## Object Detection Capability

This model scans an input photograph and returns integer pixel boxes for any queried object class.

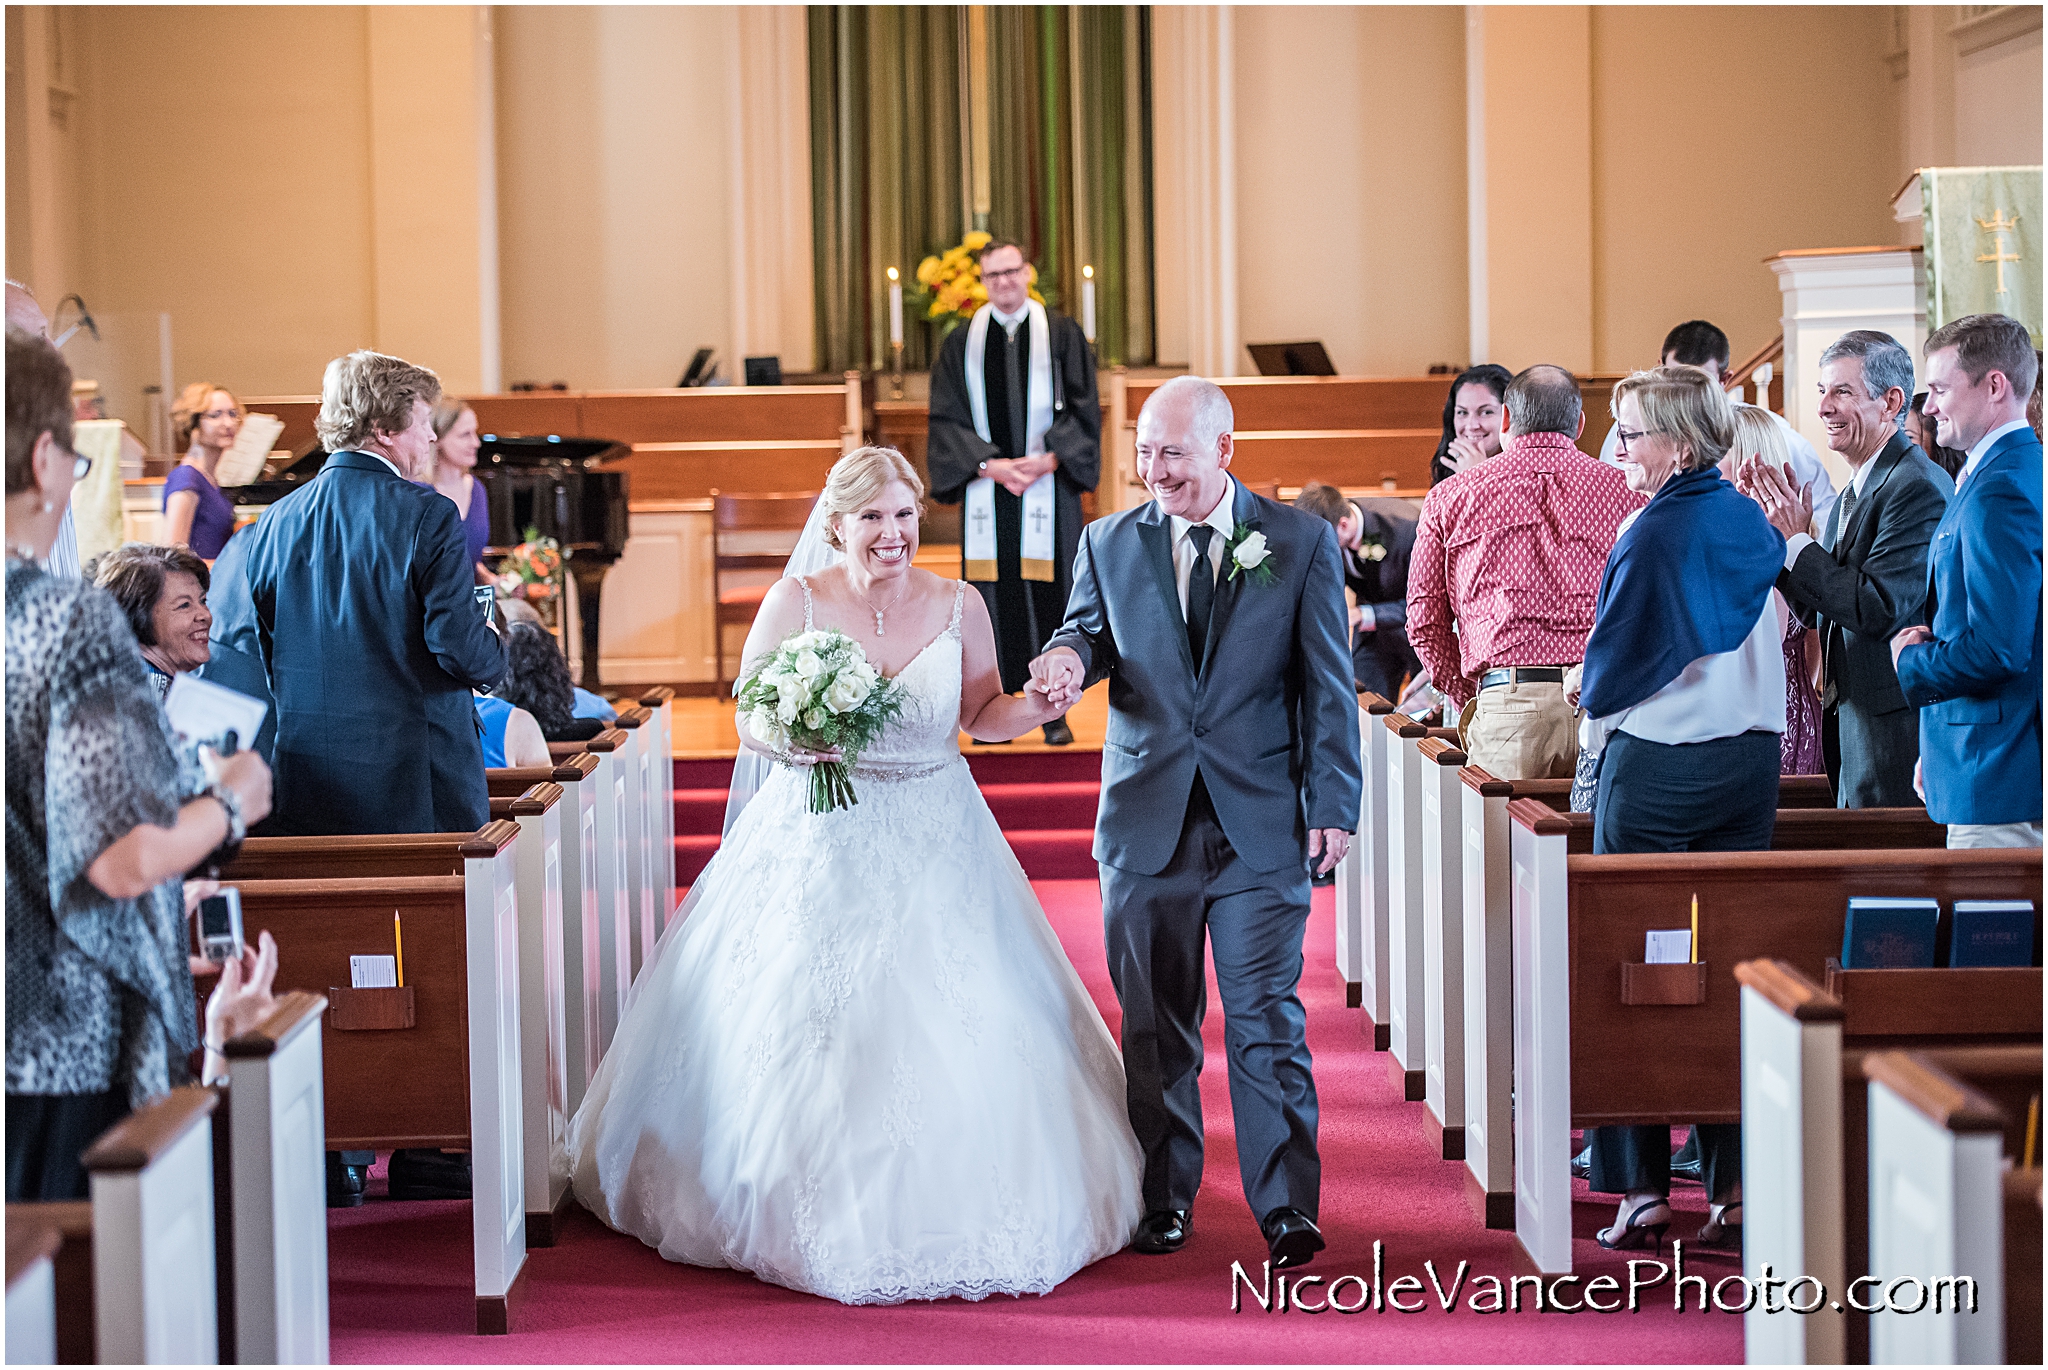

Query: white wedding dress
[568,579,1143,1305]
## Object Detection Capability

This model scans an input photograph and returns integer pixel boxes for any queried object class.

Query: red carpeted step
[674,834,722,885]
[673,788,729,836]
[1004,829,1100,880]
[962,748,1101,786]
[672,757,735,789]
[978,780,1101,830]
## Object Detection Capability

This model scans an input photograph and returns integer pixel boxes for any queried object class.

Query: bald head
[1135,376,1238,519]
[1503,364,1583,438]
[5,281,47,339]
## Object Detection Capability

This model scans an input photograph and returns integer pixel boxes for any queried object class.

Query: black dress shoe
[1571,1145,1592,1182]
[388,1148,472,1200]
[971,736,1011,746]
[1041,717,1075,746]
[1262,1207,1325,1269]
[326,1153,367,1208]
[1131,1208,1191,1254]
[1670,1129,1703,1184]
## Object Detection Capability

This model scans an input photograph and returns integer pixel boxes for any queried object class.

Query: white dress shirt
[1606,405,1836,534]
[356,449,405,479]
[1783,437,1885,569]
[1165,477,1238,618]
[1962,417,2032,481]
[1613,594,1789,746]
[990,303,1026,337]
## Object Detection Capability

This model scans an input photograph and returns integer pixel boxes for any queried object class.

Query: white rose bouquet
[734,629,907,813]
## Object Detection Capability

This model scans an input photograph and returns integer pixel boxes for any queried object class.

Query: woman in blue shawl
[1574,367,1787,1257]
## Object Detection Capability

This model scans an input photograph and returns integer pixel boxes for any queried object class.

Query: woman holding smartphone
[5,328,276,1200]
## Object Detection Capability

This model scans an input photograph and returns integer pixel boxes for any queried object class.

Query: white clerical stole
[961,300,1056,582]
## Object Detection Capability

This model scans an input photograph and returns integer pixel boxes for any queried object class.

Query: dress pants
[1460,679,1578,781]
[1098,774,1319,1220]
[1587,728,1781,1199]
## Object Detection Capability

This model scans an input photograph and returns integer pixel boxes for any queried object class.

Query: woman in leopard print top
[4,327,273,1200]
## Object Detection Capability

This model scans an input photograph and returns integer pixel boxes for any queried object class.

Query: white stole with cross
[961,300,1056,582]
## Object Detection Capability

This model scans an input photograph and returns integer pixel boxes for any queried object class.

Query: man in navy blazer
[1892,314,2043,848]
[240,351,504,836]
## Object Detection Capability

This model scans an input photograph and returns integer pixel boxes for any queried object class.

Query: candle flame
[887,266,899,282]
[1082,264,1094,279]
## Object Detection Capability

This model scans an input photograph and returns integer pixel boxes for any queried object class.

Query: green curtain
[809,5,1153,371]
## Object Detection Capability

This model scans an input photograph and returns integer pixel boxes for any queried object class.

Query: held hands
[1030,646,1086,712]
[1736,456,1814,541]
[1890,624,1933,671]
[1307,828,1352,877]
[984,454,1058,496]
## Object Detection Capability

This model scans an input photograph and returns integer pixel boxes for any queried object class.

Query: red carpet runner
[327,752,1742,1362]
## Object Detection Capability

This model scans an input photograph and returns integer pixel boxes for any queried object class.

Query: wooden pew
[639,687,679,917]
[1865,1050,2041,1364]
[3,1203,91,1363]
[1507,813,2040,1279]
[548,731,634,1051]
[1451,767,1896,1229]
[490,755,607,1117]
[1333,693,1397,1042]
[1383,713,1461,1100]
[608,704,661,980]
[7,1219,63,1364]
[1417,737,1469,1160]
[85,1086,222,1362]
[1737,959,2041,1364]
[594,439,843,502]
[226,849,528,1334]
[225,815,575,1254]
[217,991,330,1364]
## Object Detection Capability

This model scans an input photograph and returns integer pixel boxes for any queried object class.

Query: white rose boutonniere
[1360,536,1388,563]
[1224,524,1277,585]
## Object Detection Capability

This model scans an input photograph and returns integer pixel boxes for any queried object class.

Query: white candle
[1081,265,1096,342]
[887,267,903,346]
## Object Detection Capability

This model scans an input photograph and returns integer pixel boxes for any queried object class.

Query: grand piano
[228,435,631,688]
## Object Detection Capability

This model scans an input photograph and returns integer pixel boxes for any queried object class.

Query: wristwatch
[203,782,246,845]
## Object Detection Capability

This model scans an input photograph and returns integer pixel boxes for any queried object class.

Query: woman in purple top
[424,398,492,582]
[162,382,242,558]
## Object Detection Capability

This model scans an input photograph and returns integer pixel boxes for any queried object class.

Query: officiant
[926,238,1100,746]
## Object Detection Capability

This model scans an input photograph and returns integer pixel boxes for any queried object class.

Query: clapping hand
[1737,456,1814,541]
[1029,646,1085,712]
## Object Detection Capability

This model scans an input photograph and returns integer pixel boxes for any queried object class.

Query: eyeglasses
[982,266,1028,282]
[64,444,90,481]
[199,408,243,423]
[1613,427,1663,451]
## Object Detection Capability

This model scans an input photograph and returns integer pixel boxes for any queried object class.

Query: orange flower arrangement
[497,529,563,613]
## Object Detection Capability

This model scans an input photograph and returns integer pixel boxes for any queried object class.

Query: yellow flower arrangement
[911,230,1044,335]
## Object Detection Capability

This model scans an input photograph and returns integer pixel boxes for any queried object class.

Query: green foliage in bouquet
[734,629,908,813]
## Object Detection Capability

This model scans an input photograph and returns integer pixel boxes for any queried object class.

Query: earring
[40,501,52,514]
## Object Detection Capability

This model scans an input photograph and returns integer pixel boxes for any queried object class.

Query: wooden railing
[1725,333,1787,414]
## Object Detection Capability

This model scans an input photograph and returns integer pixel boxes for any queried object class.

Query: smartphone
[199,889,245,964]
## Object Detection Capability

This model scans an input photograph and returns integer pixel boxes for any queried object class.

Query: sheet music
[215,412,286,487]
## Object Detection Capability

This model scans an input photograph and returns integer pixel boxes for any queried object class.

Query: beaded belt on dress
[846,757,958,783]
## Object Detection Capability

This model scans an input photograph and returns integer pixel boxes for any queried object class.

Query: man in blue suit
[240,351,504,837]
[1891,314,2042,848]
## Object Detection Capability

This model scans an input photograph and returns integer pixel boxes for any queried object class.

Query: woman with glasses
[162,381,244,558]
[6,328,276,1200]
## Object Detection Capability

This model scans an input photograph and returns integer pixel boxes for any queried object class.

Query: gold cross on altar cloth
[1975,209,2022,296]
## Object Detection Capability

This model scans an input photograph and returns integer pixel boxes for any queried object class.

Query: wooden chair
[712,490,820,686]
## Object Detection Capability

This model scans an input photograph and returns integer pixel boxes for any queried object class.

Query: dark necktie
[1826,484,1856,553]
[1185,525,1215,668]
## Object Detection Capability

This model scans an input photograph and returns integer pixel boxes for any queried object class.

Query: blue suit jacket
[240,450,505,835]
[1045,479,1362,875]
[1895,425,2043,825]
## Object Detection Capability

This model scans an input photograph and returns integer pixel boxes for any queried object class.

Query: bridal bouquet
[735,629,907,814]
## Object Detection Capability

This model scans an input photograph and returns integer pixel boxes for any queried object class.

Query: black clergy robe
[926,309,1100,692]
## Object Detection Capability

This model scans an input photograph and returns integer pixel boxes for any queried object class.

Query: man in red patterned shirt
[1407,365,1642,779]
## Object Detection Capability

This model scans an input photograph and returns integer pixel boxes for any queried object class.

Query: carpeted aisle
[327,879,1742,1363]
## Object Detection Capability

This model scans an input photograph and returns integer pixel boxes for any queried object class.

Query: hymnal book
[1840,897,1940,969]
[214,412,285,488]
[1948,900,2037,968]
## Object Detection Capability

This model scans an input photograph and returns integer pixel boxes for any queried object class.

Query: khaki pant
[1946,821,2044,849]
[1459,678,1578,781]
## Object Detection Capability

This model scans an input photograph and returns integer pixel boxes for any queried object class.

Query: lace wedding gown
[568,580,1143,1305]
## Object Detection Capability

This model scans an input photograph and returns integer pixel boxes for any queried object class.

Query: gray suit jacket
[1778,429,1952,800]
[1046,480,1362,875]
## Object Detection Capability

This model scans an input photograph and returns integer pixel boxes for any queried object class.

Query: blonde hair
[1610,365,1733,473]
[314,350,442,453]
[1728,404,1791,473]
[820,445,924,550]
[171,381,239,449]
[431,395,474,441]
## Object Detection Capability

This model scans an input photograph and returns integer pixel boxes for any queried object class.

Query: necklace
[854,575,907,636]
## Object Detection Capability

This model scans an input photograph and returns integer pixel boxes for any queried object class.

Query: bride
[568,446,1143,1305]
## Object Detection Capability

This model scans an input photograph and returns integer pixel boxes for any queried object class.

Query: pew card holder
[1620,962,1709,1006]
[325,986,416,1031]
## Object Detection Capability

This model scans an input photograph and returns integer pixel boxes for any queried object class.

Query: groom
[1032,376,1362,1269]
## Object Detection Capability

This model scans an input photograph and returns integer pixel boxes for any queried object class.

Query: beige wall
[1588,6,1901,372]
[1234,6,1468,376]
[495,5,738,391]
